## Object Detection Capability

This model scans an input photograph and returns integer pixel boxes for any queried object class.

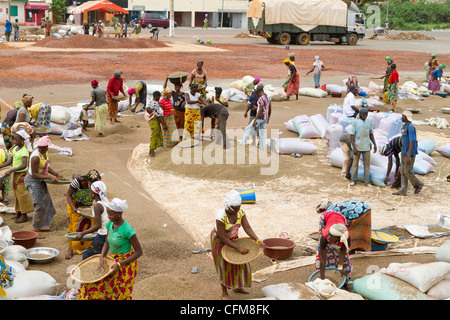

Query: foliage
[50,0,67,24]
[361,0,450,29]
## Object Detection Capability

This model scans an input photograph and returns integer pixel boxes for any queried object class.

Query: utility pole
[221,0,224,28]
[169,0,174,37]
[8,0,11,21]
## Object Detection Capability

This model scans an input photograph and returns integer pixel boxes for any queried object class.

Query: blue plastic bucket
[238,187,256,204]
[308,267,347,289]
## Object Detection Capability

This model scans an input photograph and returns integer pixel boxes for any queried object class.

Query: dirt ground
[0,33,449,302]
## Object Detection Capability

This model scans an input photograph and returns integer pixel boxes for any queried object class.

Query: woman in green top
[77,198,143,300]
[0,132,35,223]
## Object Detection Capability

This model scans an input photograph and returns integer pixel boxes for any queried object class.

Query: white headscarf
[106,198,128,213]
[329,223,349,250]
[224,190,242,210]
[314,55,320,63]
[316,199,332,213]
[91,181,108,204]
[15,130,33,152]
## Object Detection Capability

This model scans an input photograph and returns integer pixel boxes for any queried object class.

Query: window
[11,5,18,17]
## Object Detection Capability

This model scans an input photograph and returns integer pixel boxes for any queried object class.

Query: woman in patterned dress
[210,190,265,300]
[160,88,179,148]
[77,198,143,300]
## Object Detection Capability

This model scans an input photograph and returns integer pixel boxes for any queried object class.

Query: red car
[137,13,177,29]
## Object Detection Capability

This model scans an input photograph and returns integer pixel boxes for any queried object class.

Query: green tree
[50,0,67,24]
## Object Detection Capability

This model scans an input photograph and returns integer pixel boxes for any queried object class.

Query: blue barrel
[238,187,256,204]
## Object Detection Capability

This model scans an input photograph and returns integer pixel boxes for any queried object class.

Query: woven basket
[70,254,116,284]
[221,237,263,265]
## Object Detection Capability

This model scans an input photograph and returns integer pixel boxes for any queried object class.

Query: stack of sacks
[326,104,343,123]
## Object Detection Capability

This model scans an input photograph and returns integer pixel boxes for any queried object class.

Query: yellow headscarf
[283,58,293,65]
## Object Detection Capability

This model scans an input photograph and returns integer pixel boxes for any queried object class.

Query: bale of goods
[310,114,329,139]
[50,106,71,124]
[418,139,436,155]
[427,274,450,300]
[4,270,57,299]
[380,262,450,293]
[326,104,343,122]
[271,138,317,155]
[356,165,395,187]
[436,143,450,158]
[298,87,327,98]
[436,240,450,263]
[325,124,343,156]
[351,272,435,300]
[287,115,321,139]
[262,282,320,300]
[413,158,435,175]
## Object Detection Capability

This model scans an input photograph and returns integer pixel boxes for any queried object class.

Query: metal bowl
[26,247,59,264]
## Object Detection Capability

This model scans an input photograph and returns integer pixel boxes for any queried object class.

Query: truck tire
[278,32,291,46]
[295,33,310,45]
[267,37,277,44]
[347,33,358,45]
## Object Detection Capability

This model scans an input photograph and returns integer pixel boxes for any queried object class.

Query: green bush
[362,0,450,30]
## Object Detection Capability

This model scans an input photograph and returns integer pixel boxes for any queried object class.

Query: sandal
[414,186,423,194]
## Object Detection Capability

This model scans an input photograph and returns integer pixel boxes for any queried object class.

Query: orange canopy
[69,0,129,15]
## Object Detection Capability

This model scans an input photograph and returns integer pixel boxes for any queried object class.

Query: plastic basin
[12,230,39,249]
[262,238,296,260]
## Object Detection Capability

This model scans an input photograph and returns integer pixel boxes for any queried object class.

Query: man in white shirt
[343,86,359,118]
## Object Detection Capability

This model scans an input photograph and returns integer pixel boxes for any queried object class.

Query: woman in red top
[106,70,127,124]
[160,88,179,148]
[387,64,399,111]
[315,210,353,284]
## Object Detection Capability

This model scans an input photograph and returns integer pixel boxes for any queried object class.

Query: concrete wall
[0,1,26,24]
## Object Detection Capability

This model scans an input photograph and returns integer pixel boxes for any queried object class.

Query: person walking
[4,20,12,41]
[13,19,19,41]
[349,108,377,186]
[393,111,424,196]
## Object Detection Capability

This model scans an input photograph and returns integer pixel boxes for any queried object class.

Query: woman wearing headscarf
[316,199,372,253]
[425,54,438,81]
[1,102,20,149]
[145,91,166,157]
[428,64,446,93]
[183,84,208,140]
[306,56,325,88]
[12,95,36,146]
[0,132,34,223]
[76,181,109,260]
[382,57,394,92]
[283,58,299,100]
[106,70,127,124]
[315,207,353,284]
[163,77,186,140]
[65,169,102,260]
[28,101,52,129]
[210,190,265,300]
[387,63,399,111]
[160,88,179,148]
[77,198,143,300]
[83,80,108,136]
[128,81,147,113]
[25,136,62,232]
[189,61,207,99]
[0,146,10,205]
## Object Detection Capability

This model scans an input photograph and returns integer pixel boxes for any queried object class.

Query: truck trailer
[247,0,366,45]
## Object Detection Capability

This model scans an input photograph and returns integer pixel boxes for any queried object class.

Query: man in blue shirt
[349,108,377,186]
[4,20,12,42]
[393,111,423,196]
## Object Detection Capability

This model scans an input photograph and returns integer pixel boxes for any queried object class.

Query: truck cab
[347,2,366,40]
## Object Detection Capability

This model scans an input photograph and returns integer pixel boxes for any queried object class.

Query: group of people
[425,54,446,93]
[3,19,20,42]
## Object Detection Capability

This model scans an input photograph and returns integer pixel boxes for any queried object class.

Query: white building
[127,0,249,28]
[0,0,51,25]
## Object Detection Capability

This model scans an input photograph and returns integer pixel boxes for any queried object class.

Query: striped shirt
[257,94,271,121]
[384,136,402,157]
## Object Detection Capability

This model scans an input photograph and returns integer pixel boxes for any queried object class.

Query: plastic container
[12,231,39,249]
[238,187,256,204]
[262,238,296,260]
[308,267,347,289]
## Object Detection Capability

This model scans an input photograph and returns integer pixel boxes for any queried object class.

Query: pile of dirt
[234,32,253,38]
[387,32,435,40]
[33,34,168,49]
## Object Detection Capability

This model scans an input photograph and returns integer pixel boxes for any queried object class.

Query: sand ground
[0,32,449,301]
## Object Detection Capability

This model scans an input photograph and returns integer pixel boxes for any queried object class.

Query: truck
[247,0,366,45]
